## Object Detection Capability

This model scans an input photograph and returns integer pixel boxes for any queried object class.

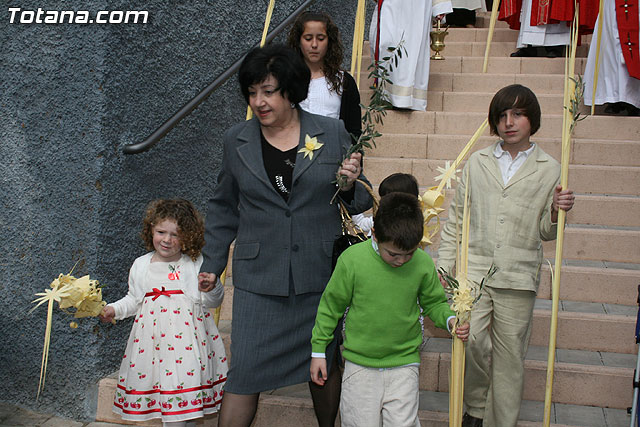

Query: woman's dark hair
[378,173,419,197]
[488,84,541,136]
[373,192,424,251]
[287,11,344,95]
[238,44,310,105]
[141,199,205,261]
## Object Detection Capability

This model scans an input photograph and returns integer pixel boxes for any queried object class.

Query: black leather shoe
[510,46,537,57]
[605,102,640,116]
[544,46,565,58]
[462,412,483,427]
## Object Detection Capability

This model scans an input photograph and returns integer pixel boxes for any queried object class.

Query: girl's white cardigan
[108,252,224,320]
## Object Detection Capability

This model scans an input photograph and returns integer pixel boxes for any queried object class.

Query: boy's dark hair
[287,11,344,95]
[488,84,541,136]
[141,199,205,261]
[238,44,310,105]
[378,173,419,197]
[373,192,423,250]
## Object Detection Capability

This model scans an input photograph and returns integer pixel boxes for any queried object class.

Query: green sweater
[311,240,454,368]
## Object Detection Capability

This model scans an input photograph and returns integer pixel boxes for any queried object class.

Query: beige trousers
[463,286,536,427]
[340,360,421,427]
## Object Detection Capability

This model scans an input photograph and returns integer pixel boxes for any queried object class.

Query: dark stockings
[308,358,342,427]
[216,392,260,427]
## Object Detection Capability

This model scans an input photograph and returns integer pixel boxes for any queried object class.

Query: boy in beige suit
[437,84,575,427]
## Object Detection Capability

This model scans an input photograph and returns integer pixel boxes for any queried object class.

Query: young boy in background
[352,172,420,236]
[311,192,469,427]
[437,84,575,427]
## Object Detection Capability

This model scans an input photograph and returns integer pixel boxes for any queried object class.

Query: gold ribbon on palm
[246,0,276,120]
[542,4,581,425]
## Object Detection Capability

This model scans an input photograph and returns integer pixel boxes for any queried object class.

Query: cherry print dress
[111,255,227,422]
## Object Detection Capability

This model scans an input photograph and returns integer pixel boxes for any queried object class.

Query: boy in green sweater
[310,192,469,426]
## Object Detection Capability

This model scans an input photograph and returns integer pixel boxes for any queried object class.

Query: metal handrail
[123,0,315,154]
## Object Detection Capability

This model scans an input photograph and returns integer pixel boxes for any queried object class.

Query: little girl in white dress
[100,199,227,427]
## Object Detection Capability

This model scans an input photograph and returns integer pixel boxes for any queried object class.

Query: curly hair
[287,11,344,95]
[141,199,205,261]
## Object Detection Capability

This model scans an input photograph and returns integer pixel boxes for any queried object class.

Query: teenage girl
[100,199,227,427]
[288,11,362,140]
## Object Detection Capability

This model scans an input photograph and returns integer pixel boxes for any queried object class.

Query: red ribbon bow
[145,287,183,301]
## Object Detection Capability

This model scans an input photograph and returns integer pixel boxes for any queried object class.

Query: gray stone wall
[1,0,374,421]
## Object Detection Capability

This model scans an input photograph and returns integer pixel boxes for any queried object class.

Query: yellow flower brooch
[298,134,323,160]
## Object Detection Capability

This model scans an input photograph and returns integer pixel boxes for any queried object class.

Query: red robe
[499,0,598,34]
[616,0,640,78]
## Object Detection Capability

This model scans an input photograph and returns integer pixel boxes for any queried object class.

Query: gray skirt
[224,284,339,394]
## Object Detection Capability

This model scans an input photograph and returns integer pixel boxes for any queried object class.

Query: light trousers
[464,285,536,427]
[340,360,421,427]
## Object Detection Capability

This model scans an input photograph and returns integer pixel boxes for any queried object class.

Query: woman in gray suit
[198,45,372,427]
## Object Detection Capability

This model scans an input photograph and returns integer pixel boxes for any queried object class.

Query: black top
[261,132,297,201]
[339,72,362,143]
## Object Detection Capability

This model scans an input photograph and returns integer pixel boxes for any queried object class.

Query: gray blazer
[202,109,372,296]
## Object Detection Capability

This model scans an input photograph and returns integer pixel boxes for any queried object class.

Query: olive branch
[567,75,587,134]
[331,39,407,203]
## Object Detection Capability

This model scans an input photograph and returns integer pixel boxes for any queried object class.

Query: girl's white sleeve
[200,277,224,309]
[352,213,374,236]
[109,261,143,320]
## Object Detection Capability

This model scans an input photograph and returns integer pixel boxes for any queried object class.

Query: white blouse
[299,75,342,119]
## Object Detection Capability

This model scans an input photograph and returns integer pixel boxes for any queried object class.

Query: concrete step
[444,27,520,43]
[423,298,636,354]
[426,91,569,114]
[363,72,569,95]
[420,338,634,410]
[475,14,513,29]
[542,226,640,264]
[361,54,586,78]
[537,263,639,306]
[363,157,640,196]
[368,134,640,167]
[373,111,640,141]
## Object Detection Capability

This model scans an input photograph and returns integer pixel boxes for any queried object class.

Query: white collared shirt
[493,142,535,185]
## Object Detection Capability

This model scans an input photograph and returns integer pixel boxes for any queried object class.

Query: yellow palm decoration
[422,119,488,246]
[30,268,107,399]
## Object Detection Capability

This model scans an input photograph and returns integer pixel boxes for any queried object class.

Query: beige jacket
[437,142,560,293]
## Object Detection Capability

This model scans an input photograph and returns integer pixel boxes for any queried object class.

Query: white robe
[584,0,640,108]
[516,0,571,47]
[369,0,453,111]
[452,0,486,11]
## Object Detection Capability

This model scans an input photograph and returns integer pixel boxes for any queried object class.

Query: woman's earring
[290,103,295,109]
